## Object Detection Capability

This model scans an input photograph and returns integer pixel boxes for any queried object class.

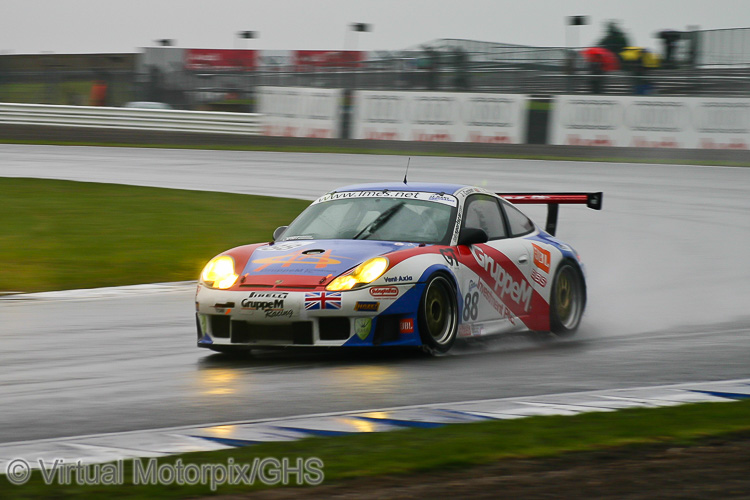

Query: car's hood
[240,239,419,279]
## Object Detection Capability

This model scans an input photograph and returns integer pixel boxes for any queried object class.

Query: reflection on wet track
[1,144,749,443]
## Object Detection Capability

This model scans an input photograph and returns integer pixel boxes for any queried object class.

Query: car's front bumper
[195,283,425,348]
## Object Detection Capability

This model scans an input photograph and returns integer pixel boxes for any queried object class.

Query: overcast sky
[2,0,748,55]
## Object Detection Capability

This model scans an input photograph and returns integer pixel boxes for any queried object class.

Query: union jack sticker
[304,292,342,310]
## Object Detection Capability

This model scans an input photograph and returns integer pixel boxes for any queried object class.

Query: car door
[454,194,533,336]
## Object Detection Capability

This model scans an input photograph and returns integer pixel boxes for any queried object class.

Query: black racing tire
[549,260,586,337]
[418,274,459,355]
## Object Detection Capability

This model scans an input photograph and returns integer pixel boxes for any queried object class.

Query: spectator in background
[564,50,577,76]
[564,49,578,94]
[686,27,700,67]
[658,30,682,68]
[146,66,164,103]
[452,47,470,91]
[403,56,418,88]
[589,58,604,94]
[422,46,439,90]
[633,50,655,95]
[89,77,107,106]
[416,48,430,89]
[598,21,630,62]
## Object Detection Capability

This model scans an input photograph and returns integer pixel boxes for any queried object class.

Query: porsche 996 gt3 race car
[196,183,602,354]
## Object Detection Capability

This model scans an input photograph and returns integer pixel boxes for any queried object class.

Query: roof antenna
[403,157,411,185]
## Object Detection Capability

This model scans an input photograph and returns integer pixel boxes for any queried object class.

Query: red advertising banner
[185,49,258,71]
[293,50,364,69]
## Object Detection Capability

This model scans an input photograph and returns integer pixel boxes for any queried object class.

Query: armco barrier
[0,103,262,135]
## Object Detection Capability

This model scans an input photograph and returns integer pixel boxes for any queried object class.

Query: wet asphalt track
[1,144,749,443]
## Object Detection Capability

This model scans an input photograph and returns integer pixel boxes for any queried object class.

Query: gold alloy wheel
[553,264,582,330]
[423,276,457,345]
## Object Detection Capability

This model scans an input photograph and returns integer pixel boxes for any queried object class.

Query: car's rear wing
[497,192,603,236]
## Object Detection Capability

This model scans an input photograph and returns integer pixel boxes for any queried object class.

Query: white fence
[549,95,750,149]
[0,103,262,135]
[352,91,528,143]
[257,86,342,139]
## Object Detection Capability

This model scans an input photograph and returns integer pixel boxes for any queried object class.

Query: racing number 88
[463,292,479,321]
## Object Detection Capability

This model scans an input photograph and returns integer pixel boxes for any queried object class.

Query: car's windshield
[279,193,457,245]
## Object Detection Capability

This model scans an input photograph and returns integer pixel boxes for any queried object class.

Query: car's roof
[334,182,470,195]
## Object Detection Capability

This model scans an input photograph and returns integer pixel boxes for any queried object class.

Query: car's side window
[462,195,507,240]
[502,201,535,236]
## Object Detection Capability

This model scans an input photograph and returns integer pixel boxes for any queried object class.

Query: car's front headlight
[201,255,238,289]
[326,257,389,291]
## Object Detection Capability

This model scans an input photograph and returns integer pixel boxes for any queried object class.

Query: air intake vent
[210,315,231,338]
[230,321,313,345]
[373,315,400,345]
[319,317,351,341]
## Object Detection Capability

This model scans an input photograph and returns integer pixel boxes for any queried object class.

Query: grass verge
[0,178,310,293]
[4,399,750,498]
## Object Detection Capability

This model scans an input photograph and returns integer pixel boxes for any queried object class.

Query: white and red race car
[196,183,602,354]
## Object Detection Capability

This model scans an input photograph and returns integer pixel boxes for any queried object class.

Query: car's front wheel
[418,274,459,354]
[549,261,586,336]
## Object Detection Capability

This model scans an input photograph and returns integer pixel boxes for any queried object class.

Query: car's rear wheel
[549,261,586,336]
[418,275,458,354]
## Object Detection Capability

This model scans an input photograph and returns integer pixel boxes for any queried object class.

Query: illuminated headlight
[200,255,238,290]
[327,257,389,291]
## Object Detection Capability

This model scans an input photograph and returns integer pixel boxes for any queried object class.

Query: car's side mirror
[457,227,489,246]
[272,226,288,242]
